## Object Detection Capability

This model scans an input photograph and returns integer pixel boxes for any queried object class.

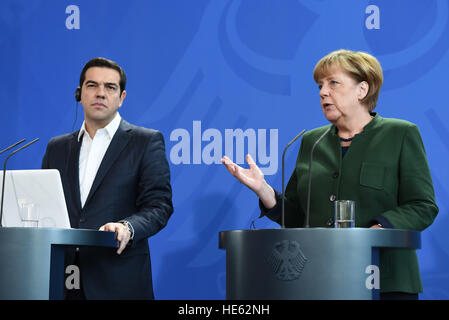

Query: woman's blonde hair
[313,49,383,111]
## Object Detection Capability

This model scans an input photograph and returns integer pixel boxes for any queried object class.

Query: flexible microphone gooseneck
[0,139,26,155]
[305,126,332,228]
[281,129,306,228]
[0,138,39,227]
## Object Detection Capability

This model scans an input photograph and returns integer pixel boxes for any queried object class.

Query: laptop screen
[0,169,71,229]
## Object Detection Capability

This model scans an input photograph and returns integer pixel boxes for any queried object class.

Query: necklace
[339,136,354,142]
[338,115,373,142]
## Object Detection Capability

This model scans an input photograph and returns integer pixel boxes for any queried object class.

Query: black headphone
[75,87,81,102]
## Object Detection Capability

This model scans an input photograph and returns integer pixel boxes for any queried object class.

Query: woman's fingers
[246,154,263,177]
[222,154,264,190]
[221,156,238,176]
[246,154,256,167]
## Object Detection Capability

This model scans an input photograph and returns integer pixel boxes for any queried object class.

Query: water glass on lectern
[18,201,39,228]
[334,200,355,228]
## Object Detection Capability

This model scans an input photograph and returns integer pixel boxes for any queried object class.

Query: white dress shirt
[78,113,121,208]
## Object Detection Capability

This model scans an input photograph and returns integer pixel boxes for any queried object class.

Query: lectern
[219,228,420,300]
[0,227,116,300]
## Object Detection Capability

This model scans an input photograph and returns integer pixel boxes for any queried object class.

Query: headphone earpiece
[75,87,81,102]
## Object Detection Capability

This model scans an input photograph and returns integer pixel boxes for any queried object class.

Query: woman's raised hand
[221,154,276,209]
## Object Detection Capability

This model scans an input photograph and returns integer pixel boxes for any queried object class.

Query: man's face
[80,66,126,127]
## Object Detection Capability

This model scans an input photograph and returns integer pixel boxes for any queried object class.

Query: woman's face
[317,66,368,124]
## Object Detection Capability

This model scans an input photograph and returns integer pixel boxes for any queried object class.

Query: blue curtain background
[1,0,448,299]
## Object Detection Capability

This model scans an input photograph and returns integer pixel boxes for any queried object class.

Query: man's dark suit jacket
[41,119,173,299]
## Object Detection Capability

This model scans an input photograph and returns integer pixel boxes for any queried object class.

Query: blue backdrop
[1,0,448,299]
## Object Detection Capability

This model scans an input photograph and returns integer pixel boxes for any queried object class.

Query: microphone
[0,139,26,155]
[281,129,306,228]
[0,138,39,227]
[304,126,332,228]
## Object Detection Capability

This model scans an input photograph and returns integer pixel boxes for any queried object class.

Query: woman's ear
[358,81,369,100]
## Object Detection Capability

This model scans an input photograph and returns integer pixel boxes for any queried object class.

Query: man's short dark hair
[79,57,127,93]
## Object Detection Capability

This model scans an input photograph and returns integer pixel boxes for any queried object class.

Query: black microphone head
[75,87,81,102]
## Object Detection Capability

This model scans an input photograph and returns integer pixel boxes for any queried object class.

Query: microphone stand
[281,129,306,228]
[304,127,332,228]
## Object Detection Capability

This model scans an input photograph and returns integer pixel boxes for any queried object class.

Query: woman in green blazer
[221,49,438,300]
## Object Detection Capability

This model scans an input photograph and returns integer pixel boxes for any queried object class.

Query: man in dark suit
[42,57,173,299]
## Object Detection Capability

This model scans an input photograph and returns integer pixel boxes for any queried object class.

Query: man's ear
[119,90,127,107]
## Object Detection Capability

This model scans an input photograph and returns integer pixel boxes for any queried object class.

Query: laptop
[0,169,71,228]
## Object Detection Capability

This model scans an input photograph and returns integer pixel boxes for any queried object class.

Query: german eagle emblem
[268,240,307,281]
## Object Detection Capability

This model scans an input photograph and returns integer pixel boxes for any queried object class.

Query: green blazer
[262,113,438,293]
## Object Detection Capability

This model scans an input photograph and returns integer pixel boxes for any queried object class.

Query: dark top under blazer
[261,113,438,293]
[42,119,173,299]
